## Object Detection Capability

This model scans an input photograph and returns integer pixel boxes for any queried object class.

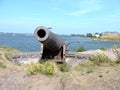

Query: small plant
[27,63,38,75]
[27,61,57,76]
[76,46,85,52]
[57,64,69,72]
[0,62,6,69]
[100,47,106,51]
[112,45,120,63]
[0,55,2,59]
[40,61,56,75]
[87,69,93,73]
[0,46,15,52]
[89,53,109,66]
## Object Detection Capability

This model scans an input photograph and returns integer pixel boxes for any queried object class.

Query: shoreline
[11,49,119,66]
[93,38,120,42]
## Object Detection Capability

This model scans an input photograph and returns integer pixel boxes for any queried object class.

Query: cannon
[34,26,66,62]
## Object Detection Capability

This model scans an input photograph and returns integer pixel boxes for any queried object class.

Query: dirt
[0,50,120,90]
[0,62,120,90]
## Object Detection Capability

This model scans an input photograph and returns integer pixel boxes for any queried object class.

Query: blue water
[0,33,120,52]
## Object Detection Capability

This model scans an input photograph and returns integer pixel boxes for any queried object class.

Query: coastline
[0,46,120,90]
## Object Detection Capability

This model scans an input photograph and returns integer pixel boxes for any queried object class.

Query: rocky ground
[0,47,120,90]
[0,64,120,90]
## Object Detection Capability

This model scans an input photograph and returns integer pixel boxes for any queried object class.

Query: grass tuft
[27,61,57,76]
[27,61,70,76]
[0,62,7,69]
[76,46,85,52]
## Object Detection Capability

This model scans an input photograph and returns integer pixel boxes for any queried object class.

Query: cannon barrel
[34,26,66,61]
[34,26,65,51]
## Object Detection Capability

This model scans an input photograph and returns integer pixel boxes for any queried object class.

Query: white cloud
[69,8,99,16]
[68,0,102,16]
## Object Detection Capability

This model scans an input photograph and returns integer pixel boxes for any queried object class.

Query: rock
[11,49,118,65]
[12,52,40,64]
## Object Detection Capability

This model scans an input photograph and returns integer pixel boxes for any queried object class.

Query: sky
[0,0,120,34]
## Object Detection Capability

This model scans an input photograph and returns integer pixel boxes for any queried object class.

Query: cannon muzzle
[34,26,66,62]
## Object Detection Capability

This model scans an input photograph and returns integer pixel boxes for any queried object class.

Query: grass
[76,46,85,52]
[100,47,106,51]
[73,51,120,75]
[0,62,7,69]
[112,45,120,63]
[86,69,93,73]
[89,53,109,66]
[0,46,19,61]
[57,64,70,72]
[0,46,15,52]
[27,61,56,75]
[27,61,70,76]
[0,55,2,59]
[100,33,120,41]
[27,51,120,76]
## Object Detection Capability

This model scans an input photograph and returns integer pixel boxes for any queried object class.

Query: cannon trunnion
[34,26,66,62]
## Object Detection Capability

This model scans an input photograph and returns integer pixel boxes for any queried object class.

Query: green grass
[0,46,15,52]
[27,61,57,75]
[100,47,106,51]
[0,62,7,69]
[27,47,120,76]
[76,46,85,52]
[0,55,2,59]
[86,69,93,73]
[57,64,70,72]
[27,61,70,76]
[74,52,119,74]
[0,46,19,61]
[89,53,109,66]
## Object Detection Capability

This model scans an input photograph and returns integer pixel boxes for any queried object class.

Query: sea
[0,33,120,52]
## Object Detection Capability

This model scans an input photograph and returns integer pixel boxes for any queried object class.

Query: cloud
[68,0,102,16]
[69,9,89,16]
[69,8,98,16]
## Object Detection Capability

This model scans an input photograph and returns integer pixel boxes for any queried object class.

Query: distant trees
[70,34,85,37]
[86,33,92,37]
[71,32,102,38]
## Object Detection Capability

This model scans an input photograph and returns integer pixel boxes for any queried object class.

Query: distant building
[93,32,100,38]
[94,34,100,38]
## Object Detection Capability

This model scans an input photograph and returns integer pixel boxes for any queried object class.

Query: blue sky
[0,0,120,34]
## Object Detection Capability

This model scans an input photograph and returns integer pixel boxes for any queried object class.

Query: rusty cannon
[34,26,66,62]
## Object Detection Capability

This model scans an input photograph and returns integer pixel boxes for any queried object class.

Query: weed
[0,46,15,52]
[76,46,85,52]
[89,53,109,66]
[57,64,69,72]
[27,61,57,76]
[87,69,93,73]
[0,55,2,59]
[0,62,6,69]
[112,45,120,63]
[100,47,106,51]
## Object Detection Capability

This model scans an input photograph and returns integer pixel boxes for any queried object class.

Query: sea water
[0,33,120,52]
